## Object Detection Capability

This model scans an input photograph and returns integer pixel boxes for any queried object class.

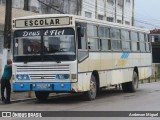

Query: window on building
[85,11,92,18]
[107,17,114,22]
[107,0,114,5]
[98,15,104,20]
[0,0,5,4]
[118,0,123,7]
[125,21,130,25]
[126,0,131,3]
[117,20,122,24]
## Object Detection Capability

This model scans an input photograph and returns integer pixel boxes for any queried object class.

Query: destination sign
[15,17,70,28]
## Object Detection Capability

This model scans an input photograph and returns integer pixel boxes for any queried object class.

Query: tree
[4,0,12,48]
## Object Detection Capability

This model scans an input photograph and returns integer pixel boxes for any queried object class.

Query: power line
[82,1,160,28]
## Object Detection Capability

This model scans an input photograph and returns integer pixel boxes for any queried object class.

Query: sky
[135,0,160,29]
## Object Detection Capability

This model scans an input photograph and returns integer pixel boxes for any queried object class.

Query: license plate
[36,84,48,89]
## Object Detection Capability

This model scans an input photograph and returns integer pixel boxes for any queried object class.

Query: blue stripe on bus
[121,53,130,59]
[13,82,71,92]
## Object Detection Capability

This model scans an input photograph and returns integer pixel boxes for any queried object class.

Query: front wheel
[35,91,50,100]
[84,75,97,101]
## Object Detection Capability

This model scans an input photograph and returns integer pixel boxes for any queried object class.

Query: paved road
[1,82,160,120]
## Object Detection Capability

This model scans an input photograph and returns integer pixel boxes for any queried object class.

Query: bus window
[88,38,99,51]
[121,30,131,51]
[77,23,88,62]
[99,27,111,51]
[139,33,145,52]
[145,34,150,52]
[111,28,121,51]
[87,24,99,51]
[131,31,139,51]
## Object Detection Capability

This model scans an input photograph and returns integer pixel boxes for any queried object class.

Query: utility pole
[4,0,12,48]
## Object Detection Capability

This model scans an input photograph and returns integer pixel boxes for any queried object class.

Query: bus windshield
[13,28,76,62]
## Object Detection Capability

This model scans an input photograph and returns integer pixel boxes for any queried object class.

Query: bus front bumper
[13,82,71,92]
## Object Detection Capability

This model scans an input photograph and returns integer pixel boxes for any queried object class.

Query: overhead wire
[82,1,160,28]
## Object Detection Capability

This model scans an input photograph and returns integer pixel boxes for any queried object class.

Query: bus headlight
[64,74,70,79]
[55,74,70,80]
[16,74,30,80]
[17,75,23,80]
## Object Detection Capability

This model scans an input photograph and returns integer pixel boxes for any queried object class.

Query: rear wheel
[35,91,49,100]
[84,75,97,100]
[122,71,138,92]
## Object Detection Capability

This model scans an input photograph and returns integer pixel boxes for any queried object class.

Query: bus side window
[131,31,139,52]
[76,23,88,62]
[77,25,87,49]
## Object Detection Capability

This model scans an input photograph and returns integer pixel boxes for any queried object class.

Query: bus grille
[16,65,70,80]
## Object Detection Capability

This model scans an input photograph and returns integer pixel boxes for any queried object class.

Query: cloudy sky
[135,0,160,29]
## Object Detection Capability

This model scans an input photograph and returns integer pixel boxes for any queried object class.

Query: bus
[12,14,152,100]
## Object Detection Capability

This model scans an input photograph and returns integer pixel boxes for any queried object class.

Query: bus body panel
[12,14,152,95]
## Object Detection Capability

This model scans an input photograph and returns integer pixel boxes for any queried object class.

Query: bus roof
[13,14,149,33]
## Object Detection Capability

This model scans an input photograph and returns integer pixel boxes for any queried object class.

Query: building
[0,0,134,76]
[150,29,160,63]
[0,5,39,76]
[0,0,134,25]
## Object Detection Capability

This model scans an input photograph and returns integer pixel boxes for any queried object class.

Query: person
[1,59,12,104]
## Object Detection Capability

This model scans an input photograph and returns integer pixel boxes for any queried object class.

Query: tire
[122,71,138,93]
[122,82,129,92]
[84,75,97,101]
[35,91,49,100]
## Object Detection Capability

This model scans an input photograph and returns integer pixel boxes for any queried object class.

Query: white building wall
[117,4,123,23]
[97,0,104,17]
[12,0,24,9]
[0,0,134,25]
[125,0,132,25]
[106,1,116,21]
[81,0,133,25]
[29,0,40,13]
[82,0,96,19]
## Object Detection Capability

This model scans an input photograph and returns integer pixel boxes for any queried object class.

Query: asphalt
[0,78,159,103]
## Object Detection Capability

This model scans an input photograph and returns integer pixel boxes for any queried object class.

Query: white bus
[12,14,152,100]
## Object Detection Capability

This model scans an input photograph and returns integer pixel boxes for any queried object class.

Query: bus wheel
[122,82,129,92]
[129,71,138,92]
[35,91,49,100]
[84,75,97,100]
[122,71,138,92]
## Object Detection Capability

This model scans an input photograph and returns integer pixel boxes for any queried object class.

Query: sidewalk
[11,91,36,102]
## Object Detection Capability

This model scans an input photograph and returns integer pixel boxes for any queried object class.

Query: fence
[140,63,160,84]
